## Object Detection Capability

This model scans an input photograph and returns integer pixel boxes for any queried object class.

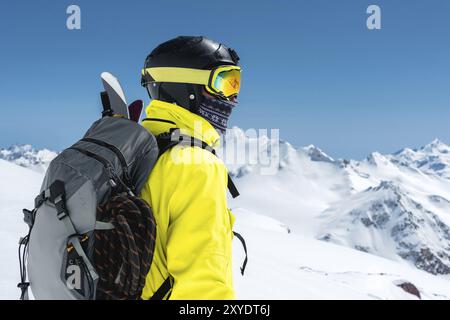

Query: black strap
[142,118,177,126]
[101,91,113,118]
[150,277,172,300]
[18,234,31,300]
[18,281,30,300]
[227,175,240,199]
[156,130,182,158]
[156,129,240,198]
[49,180,69,220]
[233,231,248,276]
[34,188,51,209]
[34,180,67,213]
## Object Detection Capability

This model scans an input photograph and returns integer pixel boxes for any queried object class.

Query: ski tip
[100,71,129,118]
[101,71,116,81]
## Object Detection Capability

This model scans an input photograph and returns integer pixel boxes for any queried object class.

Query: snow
[232,208,450,300]
[224,132,450,298]
[0,160,42,299]
[1,136,450,299]
[391,139,450,180]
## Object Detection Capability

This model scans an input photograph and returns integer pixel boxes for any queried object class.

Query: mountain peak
[421,138,449,153]
[371,180,401,193]
[430,138,445,145]
[303,145,335,163]
[366,152,391,166]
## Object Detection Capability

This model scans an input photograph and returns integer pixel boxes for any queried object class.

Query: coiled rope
[94,193,156,300]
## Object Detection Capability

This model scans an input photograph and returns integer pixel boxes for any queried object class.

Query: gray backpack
[18,115,159,300]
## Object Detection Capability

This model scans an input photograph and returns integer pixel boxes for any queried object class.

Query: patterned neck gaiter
[197,95,236,134]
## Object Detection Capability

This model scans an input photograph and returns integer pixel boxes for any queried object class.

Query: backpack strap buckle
[17,281,30,300]
[34,188,51,208]
[22,209,36,228]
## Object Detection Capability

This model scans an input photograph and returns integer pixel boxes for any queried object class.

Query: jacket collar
[141,99,221,149]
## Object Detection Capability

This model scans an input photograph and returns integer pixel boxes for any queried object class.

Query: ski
[101,72,129,119]
[128,100,144,123]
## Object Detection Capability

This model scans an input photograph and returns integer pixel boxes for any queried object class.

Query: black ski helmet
[141,36,240,112]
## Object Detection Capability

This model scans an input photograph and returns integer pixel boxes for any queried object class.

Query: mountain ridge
[0,144,57,173]
[2,135,450,275]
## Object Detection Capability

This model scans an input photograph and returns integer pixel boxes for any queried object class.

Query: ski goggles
[141,65,241,99]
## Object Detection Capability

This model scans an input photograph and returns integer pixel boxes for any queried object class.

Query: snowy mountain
[318,181,450,275]
[223,128,450,276]
[390,139,450,180]
[1,134,450,299]
[303,144,335,164]
[0,145,57,173]
[222,128,350,237]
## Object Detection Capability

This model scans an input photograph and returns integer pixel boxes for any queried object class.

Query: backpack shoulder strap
[150,276,172,300]
[156,129,239,199]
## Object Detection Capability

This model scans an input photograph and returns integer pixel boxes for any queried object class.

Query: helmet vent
[228,48,240,64]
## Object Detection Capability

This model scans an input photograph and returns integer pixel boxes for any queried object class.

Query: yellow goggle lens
[142,66,241,98]
[211,68,241,98]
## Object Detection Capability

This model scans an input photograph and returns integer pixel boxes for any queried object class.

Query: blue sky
[0,0,449,159]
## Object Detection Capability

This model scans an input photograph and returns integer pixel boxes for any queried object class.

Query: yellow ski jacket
[140,99,236,300]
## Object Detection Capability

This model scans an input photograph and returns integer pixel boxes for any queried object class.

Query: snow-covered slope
[1,134,450,299]
[0,160,42,299]
[233,207,450,299]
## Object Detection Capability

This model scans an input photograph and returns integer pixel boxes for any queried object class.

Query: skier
[139,36,243,300]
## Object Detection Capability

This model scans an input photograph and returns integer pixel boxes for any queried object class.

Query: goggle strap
[142,67,210,85]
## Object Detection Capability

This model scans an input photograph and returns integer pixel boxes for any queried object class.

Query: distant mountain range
[222,128,450,276]
[0,145,57,173]
[2,133,450,279]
